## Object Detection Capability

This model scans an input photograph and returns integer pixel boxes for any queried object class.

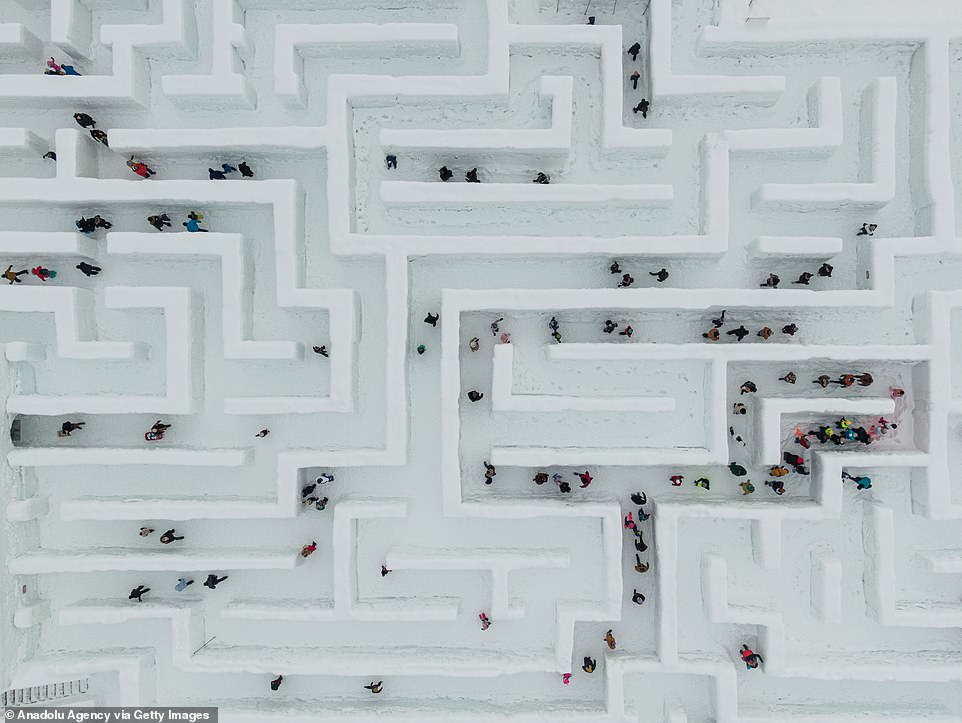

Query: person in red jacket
[740,644,763,669]
[300,541,317,558]
[31,266,55,281]
[126,156,155,178]
[577,471,593,488]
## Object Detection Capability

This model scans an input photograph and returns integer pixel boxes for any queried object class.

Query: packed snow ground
[0,0,961,720]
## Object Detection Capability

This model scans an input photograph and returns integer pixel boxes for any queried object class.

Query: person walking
[727,325,749,342]
[76,261,102,276]
[630,70,640,90]
[160,529,184,544]
[129,585,149,602]
[175,578,194,592]
[270,675,283,691]
[31,266,56,282]
[73,112,96,128]
[364,682,383,694]
[483,462,496,484]
[58,421,85,437]
[582,656,596,673]
[238,162,254,177]
[204,574,228,589]
[604,629,616,649]
[627,42,641,61]
[740,644,763,669]
[147,214,171,231]
[300,541,317,557]
[842,471,872,489]
[633,99,649,117]
[127,157,154,178]
[183,217,208,232]
[3,265,27,284]
[634,529,648,551]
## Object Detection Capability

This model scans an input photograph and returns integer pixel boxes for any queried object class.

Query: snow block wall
[0,0,961,720]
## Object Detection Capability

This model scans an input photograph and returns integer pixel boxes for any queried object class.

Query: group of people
[71,113,108,146]
[30,111,252,289]
[209,162,254,180]
[270,677,382,694]
[795,413,895,451]
[703,310,799,343]
[3,264,57,283]
[61,419,172,443]
[128,574,228,601]
[528,469,594,494]
[609,260,669,290]
[45,57,81,76]
[625,43,650,118]
[139,526,185,544]
[77,208,209,237]
[430,164,555,185]
[688,369,899,496]
[623,491,651,606]
[129,523,226,601]
[53,111,257,229]
[758,263,833,290]
[301,474,334,511]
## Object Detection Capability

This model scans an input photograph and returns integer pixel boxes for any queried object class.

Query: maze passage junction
[0,0,961,720]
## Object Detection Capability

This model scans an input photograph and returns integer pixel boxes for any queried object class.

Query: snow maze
[1,0,962,720]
